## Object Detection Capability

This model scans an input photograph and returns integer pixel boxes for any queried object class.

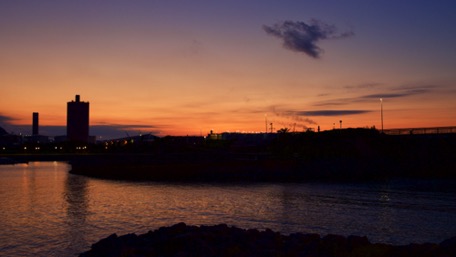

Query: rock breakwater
[80,223,456,257]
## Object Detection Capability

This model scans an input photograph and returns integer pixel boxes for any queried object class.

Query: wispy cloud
[361,93,416,99]
[313,84,435,106]
[361,86,433,99]
[312,98,358,107]
[343,83,382,90]
[263,19,354,58]
[299,110,372,116]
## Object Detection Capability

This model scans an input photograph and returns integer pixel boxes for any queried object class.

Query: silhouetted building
[67,95,89,142]
[32,112,39,136]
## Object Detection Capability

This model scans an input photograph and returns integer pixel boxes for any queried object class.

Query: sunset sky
[1,1,455,139]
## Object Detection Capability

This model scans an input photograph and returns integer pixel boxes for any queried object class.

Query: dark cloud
[37,126,66,136]
[1,125,69,137]
[263,19,354,58]
[0,114,18,134]
[42,124,160,139]
[299,110,372,116]
[0,114,16,125]
[0,119,161,139]
[90,124,161,139]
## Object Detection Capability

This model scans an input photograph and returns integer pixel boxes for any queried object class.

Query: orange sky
[1,1,455,138]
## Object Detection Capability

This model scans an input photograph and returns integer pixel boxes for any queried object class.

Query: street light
[265,114,268,134]
[380,98,384,133]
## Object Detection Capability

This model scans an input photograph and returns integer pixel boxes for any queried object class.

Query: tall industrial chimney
[32,112,39,136]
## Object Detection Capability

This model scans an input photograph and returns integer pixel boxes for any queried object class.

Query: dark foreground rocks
[80,223,456,257]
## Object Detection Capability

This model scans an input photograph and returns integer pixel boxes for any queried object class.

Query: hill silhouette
[0,126,8,136]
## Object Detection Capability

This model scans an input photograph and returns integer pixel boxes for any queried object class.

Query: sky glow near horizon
[1,1,456,139]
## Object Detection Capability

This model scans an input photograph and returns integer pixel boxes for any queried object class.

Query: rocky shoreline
[80,223,456,257]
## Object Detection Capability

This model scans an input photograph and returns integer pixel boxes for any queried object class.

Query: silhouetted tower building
[32,112,39,136]
[67,95,89,142]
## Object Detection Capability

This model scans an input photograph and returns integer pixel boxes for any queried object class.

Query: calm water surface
[1,162,455,256]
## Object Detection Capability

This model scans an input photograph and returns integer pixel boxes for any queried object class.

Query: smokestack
[75,95,80,102]
[32,112,39,136]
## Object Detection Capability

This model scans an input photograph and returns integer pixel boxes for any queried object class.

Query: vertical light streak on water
[0,162,455,256]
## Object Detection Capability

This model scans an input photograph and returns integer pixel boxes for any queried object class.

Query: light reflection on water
[0,162,456,256]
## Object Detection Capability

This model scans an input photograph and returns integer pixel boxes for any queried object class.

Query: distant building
[32,112,39,136]
[67,95,89,143]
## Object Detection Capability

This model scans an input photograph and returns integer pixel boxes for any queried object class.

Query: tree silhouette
[277,128,290,133]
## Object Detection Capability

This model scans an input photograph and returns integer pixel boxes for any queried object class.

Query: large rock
[80,223,455,257]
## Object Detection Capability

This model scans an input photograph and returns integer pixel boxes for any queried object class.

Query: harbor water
[1,162,455,256]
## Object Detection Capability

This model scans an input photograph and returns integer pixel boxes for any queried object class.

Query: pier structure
[383,126,456,135]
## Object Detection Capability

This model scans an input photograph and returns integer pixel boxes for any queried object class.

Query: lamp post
[265,114,268,134]
[380,98,384,133]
